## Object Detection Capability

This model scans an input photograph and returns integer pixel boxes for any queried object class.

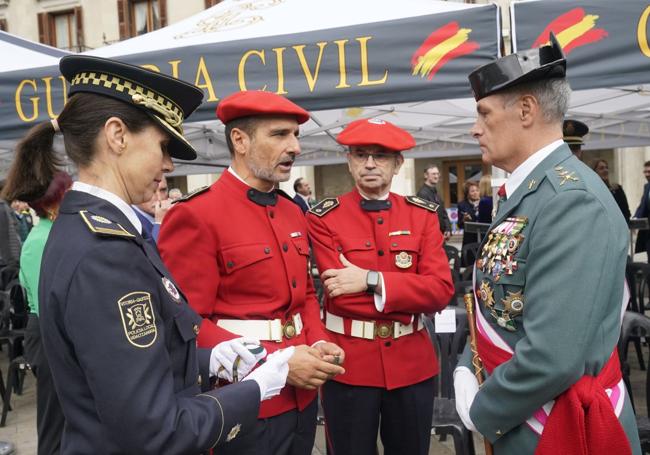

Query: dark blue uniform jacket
[39,190,259,454]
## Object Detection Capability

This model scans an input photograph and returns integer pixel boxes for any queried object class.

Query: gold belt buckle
[375,322,393,339]
[283,320,296,339]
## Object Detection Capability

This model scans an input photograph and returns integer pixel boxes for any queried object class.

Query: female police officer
[2,54,293,454]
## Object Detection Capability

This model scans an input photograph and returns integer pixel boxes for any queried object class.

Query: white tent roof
[0,30,70,71]
[85,0,650,175]
[89,0,484,58]
[83,0,500,175]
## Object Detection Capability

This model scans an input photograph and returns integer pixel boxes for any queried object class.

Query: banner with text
[1,3,499,139]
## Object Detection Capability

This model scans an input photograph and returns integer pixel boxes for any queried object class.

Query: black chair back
[425,307,476,455]
[443,244,462,283]
[425,308,470,399]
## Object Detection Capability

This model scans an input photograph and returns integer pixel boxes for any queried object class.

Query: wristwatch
[366,270,380,295]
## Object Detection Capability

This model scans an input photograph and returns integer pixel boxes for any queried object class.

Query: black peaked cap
[469,33,566,101]
[60,55,204,160]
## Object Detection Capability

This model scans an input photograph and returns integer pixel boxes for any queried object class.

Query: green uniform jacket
[460,145,641,454]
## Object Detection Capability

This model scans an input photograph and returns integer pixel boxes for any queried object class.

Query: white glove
[209,337,266,382]
[244,346,294,401]
[454,366,479,433]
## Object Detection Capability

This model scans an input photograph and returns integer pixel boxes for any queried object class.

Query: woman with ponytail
[10,55,293,454]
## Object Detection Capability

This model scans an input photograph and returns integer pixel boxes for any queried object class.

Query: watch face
[367,271,379,287]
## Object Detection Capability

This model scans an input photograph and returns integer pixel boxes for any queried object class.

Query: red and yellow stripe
[533,7,608,54]
[411,21,479,81]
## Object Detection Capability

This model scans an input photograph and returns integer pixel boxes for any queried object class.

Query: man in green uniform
[454,35,641,455]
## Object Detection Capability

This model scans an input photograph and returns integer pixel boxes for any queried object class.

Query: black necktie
[360,199,391,211]
[247,188,278,206]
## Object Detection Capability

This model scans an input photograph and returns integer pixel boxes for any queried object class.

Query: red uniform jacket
[306,190,454,389]
[158,170,329,418]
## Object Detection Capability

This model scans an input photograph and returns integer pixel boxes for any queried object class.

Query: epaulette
[277,189,294,202]
[79,210,135,238]
[546,165,586,192]
[309,198,340,217]
[173,185,210,204]
[405,195,439,212]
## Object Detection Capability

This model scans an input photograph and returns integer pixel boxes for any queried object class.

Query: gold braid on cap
[70,71,184,133]
[131,93,182,129]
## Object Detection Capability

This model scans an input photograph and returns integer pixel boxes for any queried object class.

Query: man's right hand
[286,345,345,390]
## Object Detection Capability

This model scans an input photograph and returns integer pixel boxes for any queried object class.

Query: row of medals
[476,216,527,331]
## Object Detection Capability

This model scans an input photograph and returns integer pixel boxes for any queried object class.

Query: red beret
[337,118,416,152]
[216,91,310,124]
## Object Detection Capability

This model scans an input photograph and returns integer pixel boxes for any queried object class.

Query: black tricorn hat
[469,33,566,101]
[59,55,204,160]
[563,119,589,146]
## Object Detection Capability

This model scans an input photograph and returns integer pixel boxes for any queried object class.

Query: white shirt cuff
[373,273,386,312]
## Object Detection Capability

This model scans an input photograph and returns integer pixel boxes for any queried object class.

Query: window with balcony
[117,0,167,39]
[37,8,84,51]
[0,19,7,32]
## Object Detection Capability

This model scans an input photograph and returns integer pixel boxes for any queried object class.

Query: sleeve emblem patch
[118,291,157,348]
[162,277,181,302]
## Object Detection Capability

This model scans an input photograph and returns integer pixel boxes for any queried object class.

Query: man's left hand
[154,199,173,223]
[321,254,368,298]
[313,341,345,367]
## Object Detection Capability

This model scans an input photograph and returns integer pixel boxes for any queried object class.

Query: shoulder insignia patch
[554,165,580,186]
[174,185,210,204]
[117,291,157,348]
[79,210,135,238]
[277,189,294,202]
[406,195,439,212]
[308,198,340,217]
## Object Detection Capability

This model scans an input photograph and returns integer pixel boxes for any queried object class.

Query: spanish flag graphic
[532,7,607,54]
[411,21,479,80]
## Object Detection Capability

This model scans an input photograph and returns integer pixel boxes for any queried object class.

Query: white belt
[216,313,303,342]
[325,311,423,340]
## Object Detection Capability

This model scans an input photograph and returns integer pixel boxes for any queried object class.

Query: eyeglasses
[349,151,395,164]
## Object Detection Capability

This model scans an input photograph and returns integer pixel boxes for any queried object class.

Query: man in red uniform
[306,118,454,455]
[158,91,345,455]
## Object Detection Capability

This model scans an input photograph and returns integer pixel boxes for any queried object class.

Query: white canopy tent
[84,0,502,175]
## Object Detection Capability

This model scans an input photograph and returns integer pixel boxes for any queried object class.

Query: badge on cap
[162,277,181,302]
[395,252,413,269]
